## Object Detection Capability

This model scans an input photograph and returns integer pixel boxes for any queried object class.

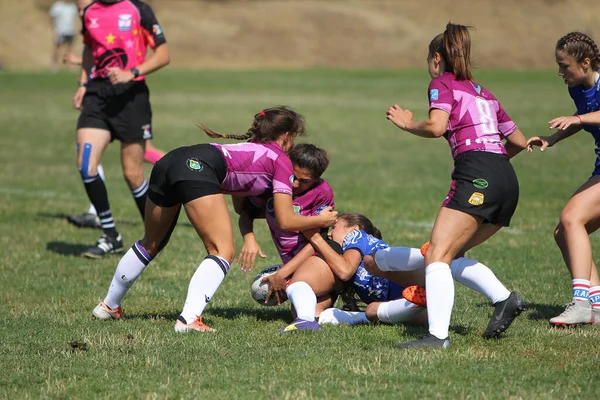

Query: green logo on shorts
[187,158,203,171]
[473,178,489,189]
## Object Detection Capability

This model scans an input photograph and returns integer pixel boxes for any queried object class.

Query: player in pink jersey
[72,0,170,258]
[527,32,600,326]
[65,0,167,230]
[91,107,338,332]
[367,23,529,348]
[236,143,335,271]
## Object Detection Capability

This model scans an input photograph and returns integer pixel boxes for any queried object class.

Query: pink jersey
[428,72,518,159]
[82,0,166,80]
[211,142,294,197]
[250,180,335,263]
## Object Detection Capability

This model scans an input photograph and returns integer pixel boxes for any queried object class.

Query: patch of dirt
[2,0,599,69]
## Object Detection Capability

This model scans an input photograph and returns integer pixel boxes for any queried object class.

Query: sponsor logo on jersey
[186,158,203,171]
[472,178,489,189]
[89,18,99,29]
[293,205,301,215]
[468,192,484,206]
[118,14,132,31]
[429,89,439,101]
[152,24,163,35]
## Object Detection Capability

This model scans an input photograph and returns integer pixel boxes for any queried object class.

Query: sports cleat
[279,318,322,333]
[402,285,427,307]
[483,292,525,338]
[82,233,124,259]
[420,241,430,257]
[593,308,600,325]
[92,301,125,320]
[67,212,101,229]
[549,300,593,327]
[174,315,215,333]
[396,333,450,349]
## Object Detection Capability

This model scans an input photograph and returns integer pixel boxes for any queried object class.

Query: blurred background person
[49,0,78,72]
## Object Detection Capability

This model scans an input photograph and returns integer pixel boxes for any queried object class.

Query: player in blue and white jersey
[277,213,426,332]
[527,32,600,326]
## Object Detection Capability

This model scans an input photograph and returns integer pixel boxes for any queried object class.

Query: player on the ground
[527,32,600,326]
[74,0,170,257]
[91,107,338,332]
[369,23,529,348]
[285,213,427,331]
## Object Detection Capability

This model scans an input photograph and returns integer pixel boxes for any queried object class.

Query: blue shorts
[353,266,405,304]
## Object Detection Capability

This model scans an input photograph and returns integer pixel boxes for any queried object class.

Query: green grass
[1,68,599,399]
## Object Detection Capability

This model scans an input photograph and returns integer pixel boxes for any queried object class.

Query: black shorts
[148,144,227,207]
[56,34,74,45]
[314,238,344,261]
[443,151,519,227]
[77,80,152,143]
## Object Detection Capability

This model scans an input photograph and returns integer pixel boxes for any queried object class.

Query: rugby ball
[251,265,287,306]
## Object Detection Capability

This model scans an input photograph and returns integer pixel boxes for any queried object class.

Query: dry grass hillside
[1,0,599,69]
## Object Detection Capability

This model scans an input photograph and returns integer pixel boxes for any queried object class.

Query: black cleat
[82,233,124,259]
[483,292,525,339]
[396,334,451,349]
[67,213,101,229]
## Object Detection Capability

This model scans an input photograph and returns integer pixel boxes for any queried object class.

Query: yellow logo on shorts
[468,192,484,206]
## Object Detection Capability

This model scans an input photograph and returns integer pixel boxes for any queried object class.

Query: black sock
[131,180,148,221]
[83,174,117,236]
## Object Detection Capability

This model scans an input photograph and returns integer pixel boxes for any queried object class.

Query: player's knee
[559,209,582,230]
[77,143,97,180]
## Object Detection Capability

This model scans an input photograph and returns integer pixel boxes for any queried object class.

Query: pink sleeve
[428,78,453,114]
[272,154,294,196]
[496,104,518,137]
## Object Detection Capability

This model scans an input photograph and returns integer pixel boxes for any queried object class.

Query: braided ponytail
[197,106,306,143]
[556,32,600,70]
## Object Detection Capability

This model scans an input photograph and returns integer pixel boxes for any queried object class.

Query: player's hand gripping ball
[251,265,287,306]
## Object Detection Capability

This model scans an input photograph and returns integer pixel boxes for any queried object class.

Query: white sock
[374,246,425,272]
[286,282,317,321]
[426,262,454,339]
[180,255,230,324]
[87,165,105,215]
[377,298,425,324]
[104,242,153,309]
[318,308,370,325]
[450,258,510,304]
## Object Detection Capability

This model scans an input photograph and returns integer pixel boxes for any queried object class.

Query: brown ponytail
[197,106,306,143]
[443,22,473,81]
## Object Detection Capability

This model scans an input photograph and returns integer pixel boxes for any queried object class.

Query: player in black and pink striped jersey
[73,0,170,258]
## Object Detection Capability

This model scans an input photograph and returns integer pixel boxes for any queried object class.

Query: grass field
[1,69,599,399]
